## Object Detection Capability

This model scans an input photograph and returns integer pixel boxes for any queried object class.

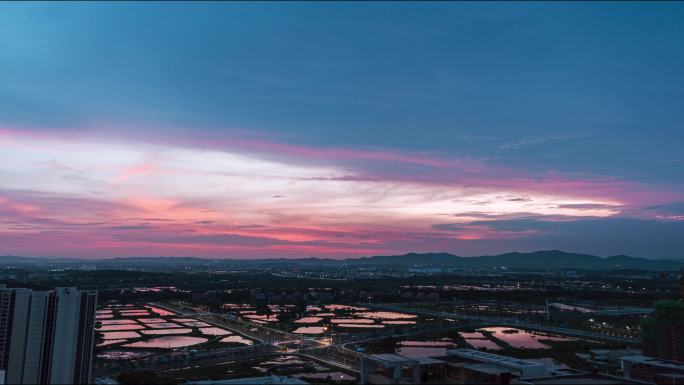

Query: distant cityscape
[2,251,684,384]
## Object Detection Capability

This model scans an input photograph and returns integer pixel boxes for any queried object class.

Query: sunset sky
[1,2,683,259]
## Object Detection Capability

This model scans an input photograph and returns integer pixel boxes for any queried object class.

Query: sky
[1,2,683,259]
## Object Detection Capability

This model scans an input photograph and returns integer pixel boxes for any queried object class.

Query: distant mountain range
[355,250,684,271]
[2,250,683,271]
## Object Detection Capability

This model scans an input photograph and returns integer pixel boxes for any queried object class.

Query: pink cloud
[1,125,683,258]
[110,163,158,186]
[2,125,678,211]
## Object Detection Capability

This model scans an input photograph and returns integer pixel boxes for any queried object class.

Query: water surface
[354,311,417,320]
[99,319,138,325]
[140,328,193,335]
[336,324,385,329]
[219,335,254,346]
[458,332,503,351]
[146,322,183,329]
[97,324,145,331]
[331,318,373,324]
[182,320,212,327]
[199,327,232,336]
[100,331,140,339]
[123,336,208,349]
[146,305,176,316]
[479,327,575,349]
[294,317,323,324]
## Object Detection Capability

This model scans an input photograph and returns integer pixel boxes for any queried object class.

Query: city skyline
[1,2,684,259]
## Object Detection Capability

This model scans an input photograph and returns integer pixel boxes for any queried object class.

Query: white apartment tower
[0,287,97,385]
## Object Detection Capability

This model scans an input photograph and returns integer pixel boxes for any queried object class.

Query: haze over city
[1,2,683,259]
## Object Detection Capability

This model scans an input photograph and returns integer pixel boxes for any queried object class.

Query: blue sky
[1,2,683,259]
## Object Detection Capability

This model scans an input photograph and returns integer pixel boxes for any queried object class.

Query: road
[361,302,641,344]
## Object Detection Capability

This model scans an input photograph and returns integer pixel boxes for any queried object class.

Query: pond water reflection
[479,327,575,349]
[145,305,176,316]
[219,335,254,346]
[199,327,232,336]
[140,328,193,335]
[354,311,417,320]
[458,332,502,350]
[100,331,140,340]
[97,324,144,331]
[294,317,323,324]
[122,336,207,349]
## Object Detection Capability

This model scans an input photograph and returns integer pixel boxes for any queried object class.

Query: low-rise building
[184,375,308,385]
[360,349,549,384]
[620,355,684,384]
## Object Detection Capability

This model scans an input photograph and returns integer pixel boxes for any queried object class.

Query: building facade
[0,287,97,385]
[642,300,684,362]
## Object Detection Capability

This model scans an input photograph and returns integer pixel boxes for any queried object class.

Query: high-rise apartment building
[642,300,684,362]
[0,287,97,385]
[641,272,684,362]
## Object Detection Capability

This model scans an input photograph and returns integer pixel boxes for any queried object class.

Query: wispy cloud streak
[0,127,682,258]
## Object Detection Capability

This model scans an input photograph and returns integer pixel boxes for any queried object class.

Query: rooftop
[184,375,308,385]
[519,373,650,385]
[621,355,684,370]
[448,349,543,368]
[367,354,418,365]
[462,363,513,376]
[521,374,644,385]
